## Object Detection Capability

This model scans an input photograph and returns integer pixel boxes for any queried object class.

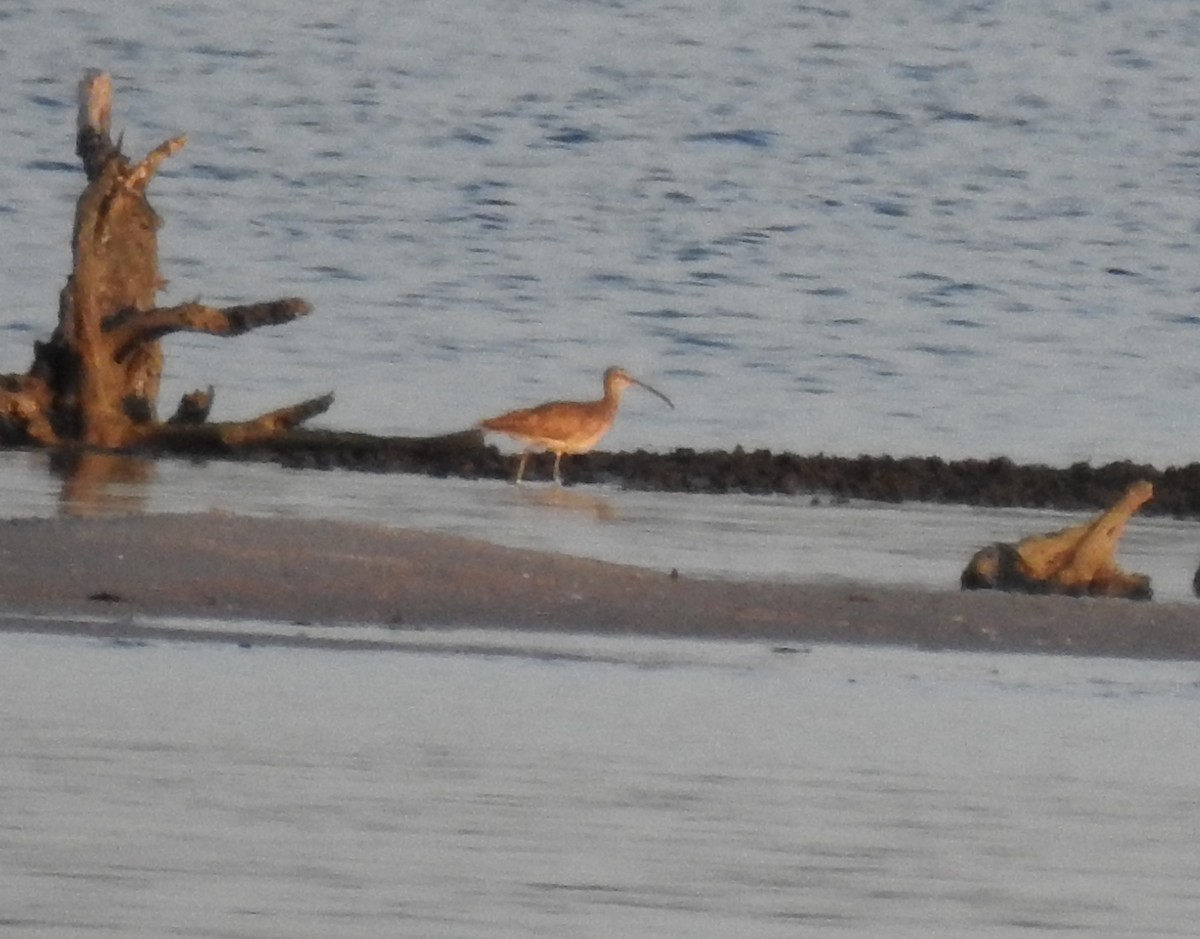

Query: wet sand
[1,512,1199,660]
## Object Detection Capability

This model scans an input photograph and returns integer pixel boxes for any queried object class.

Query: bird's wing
[480,400,607,447]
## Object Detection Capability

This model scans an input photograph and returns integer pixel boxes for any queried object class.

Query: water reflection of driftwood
[52,450,155,517]
[519,485,617,521]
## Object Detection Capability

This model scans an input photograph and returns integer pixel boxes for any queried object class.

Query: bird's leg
[515,451,529,484]
[552,452,564,486]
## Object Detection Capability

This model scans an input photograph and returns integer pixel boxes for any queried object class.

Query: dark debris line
[160,428,1200,518]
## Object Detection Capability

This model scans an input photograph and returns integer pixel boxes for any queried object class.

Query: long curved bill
[632,377,674,410]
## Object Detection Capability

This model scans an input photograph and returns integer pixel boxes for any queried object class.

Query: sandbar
[0,512,1198,660]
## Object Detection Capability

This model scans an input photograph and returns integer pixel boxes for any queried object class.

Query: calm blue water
[3,1,1200,466]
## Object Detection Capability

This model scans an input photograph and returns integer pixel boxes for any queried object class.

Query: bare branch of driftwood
[76,69,116,180]
[167,386,215,425]
[104,298,314,363]
[124,134,187,194]
[221,393,336,444]
[133,393,335,450]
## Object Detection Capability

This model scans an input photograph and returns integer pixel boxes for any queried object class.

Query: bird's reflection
[51,449,155,517]
[518,484,618,521]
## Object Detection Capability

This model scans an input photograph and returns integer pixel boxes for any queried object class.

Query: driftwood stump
[960,480,1154,599]
[0,70,329,450]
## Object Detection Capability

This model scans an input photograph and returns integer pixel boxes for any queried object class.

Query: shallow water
[5,447,1200,602]
[4,631,1200,938]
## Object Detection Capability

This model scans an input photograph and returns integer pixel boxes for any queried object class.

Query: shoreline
[1,512,1199,660]
[36,436,1200,516]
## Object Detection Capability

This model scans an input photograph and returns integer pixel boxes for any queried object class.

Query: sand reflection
[52,449,155,517]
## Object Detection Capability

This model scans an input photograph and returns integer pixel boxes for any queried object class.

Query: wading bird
[479,366,674,484]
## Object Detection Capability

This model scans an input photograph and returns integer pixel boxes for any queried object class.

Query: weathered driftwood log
[960,480,1153,599]
[0,70,328,450]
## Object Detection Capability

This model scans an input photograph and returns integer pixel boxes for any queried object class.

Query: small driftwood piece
[0,70,327,450]
[961,480,1154,599]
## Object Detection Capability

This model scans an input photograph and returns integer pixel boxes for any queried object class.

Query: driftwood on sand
[960,480,1154,599]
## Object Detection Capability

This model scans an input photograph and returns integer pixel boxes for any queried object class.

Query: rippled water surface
[4,1,1200,465]
[5,632,1200,938]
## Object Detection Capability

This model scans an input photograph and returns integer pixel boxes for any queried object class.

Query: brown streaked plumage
[478,366,674,484]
